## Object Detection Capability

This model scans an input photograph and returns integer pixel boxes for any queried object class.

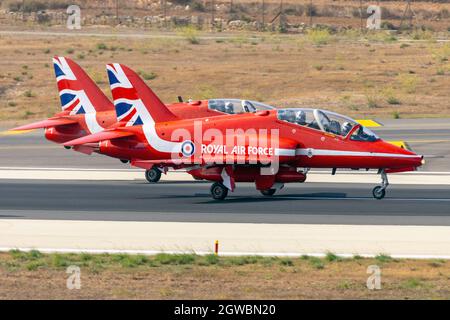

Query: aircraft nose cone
[399,149,423,169]
[418,155,426,167]
[402,147,423,168]
[378,140,424,171]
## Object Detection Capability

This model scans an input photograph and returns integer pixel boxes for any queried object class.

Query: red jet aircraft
[11,57,274,182]
[64,63,424,200]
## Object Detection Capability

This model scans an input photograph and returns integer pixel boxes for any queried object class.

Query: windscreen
[277,108,379,140]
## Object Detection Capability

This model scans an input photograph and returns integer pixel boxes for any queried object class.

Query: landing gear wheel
[145,168,161,183]
[372,169,389,200]
[260,189,276,196]
[210,182,228,200]
[372,186,386,200]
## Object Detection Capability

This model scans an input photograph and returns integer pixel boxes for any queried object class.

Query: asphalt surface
[1,180,450,226]
[2,118,449,171]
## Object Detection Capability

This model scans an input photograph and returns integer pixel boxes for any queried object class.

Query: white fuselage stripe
[275,149,296,156]
[274,148,419,159]
[295,148,420,158]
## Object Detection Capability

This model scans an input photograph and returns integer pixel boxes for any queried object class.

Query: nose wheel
[372,170,389,200]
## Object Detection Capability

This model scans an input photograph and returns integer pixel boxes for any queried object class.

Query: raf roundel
[181,140,195,157]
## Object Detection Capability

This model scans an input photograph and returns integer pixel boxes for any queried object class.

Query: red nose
[377,140,423,172]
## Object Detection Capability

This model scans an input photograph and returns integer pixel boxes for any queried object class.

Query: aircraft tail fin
[106,63,178,126]
[53,56,114,114]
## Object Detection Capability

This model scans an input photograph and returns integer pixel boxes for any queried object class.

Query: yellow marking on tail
[0,130,34,136]
[355,119,382,127]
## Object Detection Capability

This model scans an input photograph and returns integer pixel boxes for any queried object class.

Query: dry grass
[0,32,449,124]
[0,251,449,299]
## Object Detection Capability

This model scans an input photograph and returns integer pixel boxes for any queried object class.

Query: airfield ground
[0,29,449,124]
[0,251,449,299]
[1,25,450,300]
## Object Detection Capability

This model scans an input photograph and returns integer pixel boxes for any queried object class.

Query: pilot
[215,102,225,113]
[295,110,306,125]
[329,120,341,135]
[242,100,257,113]
[287,110,296,123]
[224,102,234,114]
[341,122,353,136]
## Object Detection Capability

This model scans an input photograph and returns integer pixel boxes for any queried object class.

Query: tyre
[372,186,386,200]
[145,168,162,183]
[260,189,276,196]
[210,182,228,200]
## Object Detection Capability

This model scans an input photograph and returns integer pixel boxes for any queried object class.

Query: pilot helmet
[342,121,353,134]
[287,110,296,122]
[225,102,234,114]
[295,110,306,124]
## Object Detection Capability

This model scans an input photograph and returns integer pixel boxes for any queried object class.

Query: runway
[1,118,450,257]
[1,180,450,226]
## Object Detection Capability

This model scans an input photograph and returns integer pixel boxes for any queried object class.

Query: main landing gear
[260,189,277,197]
[145,167,162,183]
[372,170,389,200]
[210,182,228,200]
[209,184,281,200]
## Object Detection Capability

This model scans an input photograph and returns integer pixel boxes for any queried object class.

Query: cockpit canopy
[277,108,379,142]
[208,99,275,115]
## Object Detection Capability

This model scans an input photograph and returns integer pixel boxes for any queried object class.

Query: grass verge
[0,250,449,299]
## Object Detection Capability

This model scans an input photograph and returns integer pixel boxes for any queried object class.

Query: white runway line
[0,219,450,259]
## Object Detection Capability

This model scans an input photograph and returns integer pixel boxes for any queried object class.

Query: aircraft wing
[11,118,77,131]
[63,129,135,146]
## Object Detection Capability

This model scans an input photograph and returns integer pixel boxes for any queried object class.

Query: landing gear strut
[145,167,161,183]
[372,170,389,200]
[210,182,228,200]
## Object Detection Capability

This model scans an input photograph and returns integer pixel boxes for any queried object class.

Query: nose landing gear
[372,170,389,200]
